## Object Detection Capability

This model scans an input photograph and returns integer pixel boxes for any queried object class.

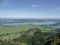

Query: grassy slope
[0,24,55,39]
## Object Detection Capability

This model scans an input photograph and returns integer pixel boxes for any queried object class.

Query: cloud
[0,0,8,7]
[56,7,60,10]
[56,7,60,13]
[32,4,40,8]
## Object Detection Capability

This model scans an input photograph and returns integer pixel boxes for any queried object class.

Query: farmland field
[0,19,60,45]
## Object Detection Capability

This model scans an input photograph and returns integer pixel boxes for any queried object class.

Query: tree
[18,28,44,45]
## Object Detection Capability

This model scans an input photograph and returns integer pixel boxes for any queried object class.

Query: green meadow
[0,24,59,45]
[0,24,55,39]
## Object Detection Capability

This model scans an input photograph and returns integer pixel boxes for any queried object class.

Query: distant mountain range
[0,18,60,23]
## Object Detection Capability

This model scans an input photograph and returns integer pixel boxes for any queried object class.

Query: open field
[0,19,60,45]
[0,24,55,39]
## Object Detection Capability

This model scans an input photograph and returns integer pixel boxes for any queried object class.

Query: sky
[0,0,60,19]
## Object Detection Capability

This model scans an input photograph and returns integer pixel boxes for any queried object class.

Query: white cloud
[32,4,40,8]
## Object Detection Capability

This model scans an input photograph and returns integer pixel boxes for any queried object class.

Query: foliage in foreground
[0,28,58,45]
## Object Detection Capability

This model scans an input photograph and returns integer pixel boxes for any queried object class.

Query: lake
[0,19,60,30]
[2,21,57,26]
[53,25,60,29]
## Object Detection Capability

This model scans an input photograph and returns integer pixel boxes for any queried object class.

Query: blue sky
[0,0,60,19]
